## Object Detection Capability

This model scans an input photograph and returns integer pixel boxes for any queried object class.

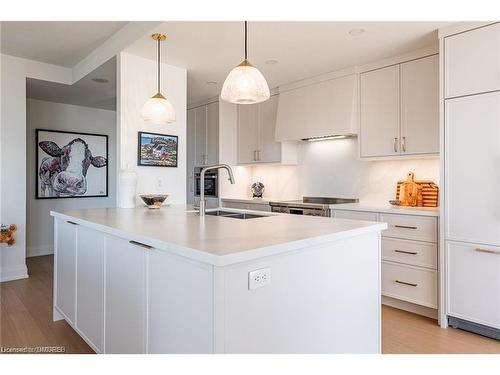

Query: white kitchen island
[51,206,387,354]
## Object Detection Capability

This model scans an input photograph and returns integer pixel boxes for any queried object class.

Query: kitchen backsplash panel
[222,138,439,203]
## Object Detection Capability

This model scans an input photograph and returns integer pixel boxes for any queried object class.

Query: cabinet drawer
[380,213,437,243]
[447,241,500,329]
[333,210,378,222]
[382,238,437,269]
[222,201,271,212]
[382,261,437,308]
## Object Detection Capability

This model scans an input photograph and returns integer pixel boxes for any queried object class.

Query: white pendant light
[221,21,270,105]
[141,33,176,124]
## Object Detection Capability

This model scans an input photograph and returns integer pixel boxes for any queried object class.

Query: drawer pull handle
[394,249,418,255]
[475,247,500,255]
[395,280,418,287]
[394,225,418,230]
[129,240,153,250]
[66,221,79,226]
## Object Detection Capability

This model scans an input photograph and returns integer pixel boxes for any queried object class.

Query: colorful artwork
[138,132,178,167]
[36,129,108,199]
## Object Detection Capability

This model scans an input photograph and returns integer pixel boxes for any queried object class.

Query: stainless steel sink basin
[205,210,269,219]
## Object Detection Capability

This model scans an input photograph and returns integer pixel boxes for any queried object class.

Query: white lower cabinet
[332,209,439,316]
[148,249,213,353]
[105,235,147,354]
[447,241,500,329]
[75,226,104,353]
[381,261,437,308]
[54,219,77,324]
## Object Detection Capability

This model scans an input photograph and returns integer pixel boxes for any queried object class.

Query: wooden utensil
[398,172,419,206]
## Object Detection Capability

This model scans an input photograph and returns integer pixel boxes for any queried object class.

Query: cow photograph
[138,131,178,167]
[36,129,108,199]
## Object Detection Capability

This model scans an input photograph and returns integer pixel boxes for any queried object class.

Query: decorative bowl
[139,194,169,209]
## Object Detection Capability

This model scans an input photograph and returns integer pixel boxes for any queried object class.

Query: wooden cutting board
[396,174,439,207]
[398,172,419,206]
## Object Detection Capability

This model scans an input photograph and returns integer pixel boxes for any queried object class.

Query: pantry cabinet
[359,54,439,158]
[444,23,500,98]
[237,95,297,164]
[445,92,500,246]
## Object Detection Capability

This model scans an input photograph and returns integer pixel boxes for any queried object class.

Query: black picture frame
[35,128,109,199]
[137,131,178,168]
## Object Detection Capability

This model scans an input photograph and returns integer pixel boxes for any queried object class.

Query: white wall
[26,99,117,257]
[1,54,72,282]
[118,52,187,205]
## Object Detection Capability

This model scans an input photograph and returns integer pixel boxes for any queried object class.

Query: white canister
[118,169,137,208]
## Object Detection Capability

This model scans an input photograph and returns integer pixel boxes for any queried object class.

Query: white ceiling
[125,21,451,105]
[27,57,116,110]
[1,21,128,67]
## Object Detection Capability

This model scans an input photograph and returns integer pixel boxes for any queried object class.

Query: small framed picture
[138,131,178,167]
[36,129,108,199]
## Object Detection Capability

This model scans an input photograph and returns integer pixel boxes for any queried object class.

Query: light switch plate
[248,267,271,290]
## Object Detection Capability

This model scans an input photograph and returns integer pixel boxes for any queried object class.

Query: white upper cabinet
[360,55,439,158]
[401,55,439,155]
[237,95,297,164]
[360,65,400,157]
[445,92,500,246]
[445,23,500,98]
[206,101,219,165]
[275,74,358,141]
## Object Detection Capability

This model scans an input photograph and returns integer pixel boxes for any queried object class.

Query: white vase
[118,169,137,208]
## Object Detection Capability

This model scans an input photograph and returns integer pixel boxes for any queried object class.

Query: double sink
[205,210,269,220]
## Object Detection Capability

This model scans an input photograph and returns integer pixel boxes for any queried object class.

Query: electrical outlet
[248,268,271,290]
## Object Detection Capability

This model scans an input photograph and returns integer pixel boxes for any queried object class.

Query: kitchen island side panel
[218,232,381,353]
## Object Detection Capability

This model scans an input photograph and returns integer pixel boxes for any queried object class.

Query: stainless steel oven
[194,167,218,198]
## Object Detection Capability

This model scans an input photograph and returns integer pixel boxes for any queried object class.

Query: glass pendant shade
[141,93,176,124]
[221,60,270,104]
[141,33,175,124]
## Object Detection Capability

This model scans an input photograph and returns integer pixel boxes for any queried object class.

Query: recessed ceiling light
[91,78,109,83]
[206,81,218,85]
[348,28,366,36]
[265,59,279,65]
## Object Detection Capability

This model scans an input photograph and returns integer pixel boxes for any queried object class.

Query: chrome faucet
[198,164,235,216]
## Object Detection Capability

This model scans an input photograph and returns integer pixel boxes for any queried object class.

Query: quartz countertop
[51,205,386,266]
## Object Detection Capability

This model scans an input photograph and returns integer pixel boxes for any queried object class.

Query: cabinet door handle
[475,247,500,255]
[66,221,79,226]
[253,150,257,161]
[394,249,418,255]
[394,225,418,230]
[257,150,261,161]
[401,137,406,152]
[129,240,153,250]
[393,138,398,153]
[395,280,418,287]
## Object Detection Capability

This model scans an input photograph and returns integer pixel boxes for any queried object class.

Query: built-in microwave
[194,167,218,198]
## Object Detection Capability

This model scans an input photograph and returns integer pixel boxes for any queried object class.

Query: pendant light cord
[244,21,248,60]
[157,37,161,93]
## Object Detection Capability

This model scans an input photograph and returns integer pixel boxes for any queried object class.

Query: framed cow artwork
[36,129,108,199]
[137,131,178,167]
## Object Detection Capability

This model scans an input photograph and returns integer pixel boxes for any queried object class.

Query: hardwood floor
[1,255,499,354]
[382,305,500,354]
[0,255,93,353]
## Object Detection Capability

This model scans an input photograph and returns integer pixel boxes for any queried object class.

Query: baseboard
[1,264,29,282]
[382,295,438,320]
[27,245,53,258]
